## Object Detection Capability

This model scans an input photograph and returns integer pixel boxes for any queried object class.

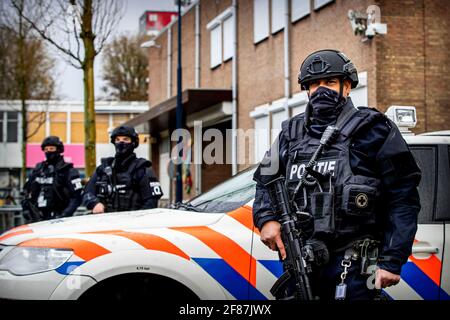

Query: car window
[410,145,438,223]
[188,166,257,213]
[435,145,450,221]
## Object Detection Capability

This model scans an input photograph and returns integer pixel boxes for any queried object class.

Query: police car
[0,107,448,300]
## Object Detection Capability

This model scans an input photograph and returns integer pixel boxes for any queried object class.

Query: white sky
[57,0,179,101]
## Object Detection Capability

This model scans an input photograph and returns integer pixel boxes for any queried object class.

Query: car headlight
[0,247,73,276]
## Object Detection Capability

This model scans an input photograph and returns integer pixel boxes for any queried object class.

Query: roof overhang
[123,89,232,135]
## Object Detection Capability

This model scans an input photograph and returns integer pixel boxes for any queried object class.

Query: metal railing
[0,205,25,234]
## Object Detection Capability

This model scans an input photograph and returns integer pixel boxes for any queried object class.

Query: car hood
[0,208,225,246]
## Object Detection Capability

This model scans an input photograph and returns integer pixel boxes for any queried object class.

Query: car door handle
[412,246,439,254]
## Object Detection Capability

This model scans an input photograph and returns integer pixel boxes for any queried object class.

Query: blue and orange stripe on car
[171,225,257,287]
[400,241,450,300]
[83,230,190,260]
[19,237,111,261]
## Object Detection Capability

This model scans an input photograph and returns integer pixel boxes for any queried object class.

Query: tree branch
[11,0,82,66]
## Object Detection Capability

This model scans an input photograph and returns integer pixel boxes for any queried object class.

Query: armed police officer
[253,49,421,300]
[22,136,83,221]
[82,125,163,213]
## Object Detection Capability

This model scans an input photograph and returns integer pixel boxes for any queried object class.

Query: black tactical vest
[284,104,388,243]
[95,156,150,212]
[30,160,72,212]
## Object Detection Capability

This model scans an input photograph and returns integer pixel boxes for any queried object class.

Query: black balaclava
[45,151,61,164]
[307,84,346,136]
[114,141,136,167]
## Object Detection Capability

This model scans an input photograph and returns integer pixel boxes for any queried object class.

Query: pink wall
[26,144,85,168]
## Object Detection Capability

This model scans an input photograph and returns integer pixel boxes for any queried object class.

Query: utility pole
[175,0,190,203]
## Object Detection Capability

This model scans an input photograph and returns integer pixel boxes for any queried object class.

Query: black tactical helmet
[298,49,359,90]
[41,136,64,153]
[110,125,139,147]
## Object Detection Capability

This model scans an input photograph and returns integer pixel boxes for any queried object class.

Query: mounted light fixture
[348,5,387,42]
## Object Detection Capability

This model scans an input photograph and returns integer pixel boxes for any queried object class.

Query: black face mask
[115,142,135,157]
[308,86,345,135]
[45,151,60,163]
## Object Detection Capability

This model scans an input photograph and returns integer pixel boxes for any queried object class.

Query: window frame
[409,144,447,224]
[291,0,311,23]
[207,7,234,69]
[314,0,335,10]
[253,0,270,44]
[209,24,223,69]
[436,144,450,221]
[6,111,19,143]
[0,111,4,142]
[271,0,286,34]
[222,14,234,62]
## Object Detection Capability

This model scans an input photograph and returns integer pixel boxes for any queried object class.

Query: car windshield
[186,165,257,213]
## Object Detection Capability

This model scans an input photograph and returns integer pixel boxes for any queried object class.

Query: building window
[291,0,311,22]
[71,112,85,144]
[222,15,234,61]
[254,0,269,44]
[255,0,295,42]
[253,114,270,163]
[210,25,222,68]
[113,113,130,128]
[95,114,110,143]
[207,8,234,69]
[314,0,334,10]
[50,112,67,143]
[0,112,3,142]
[6,112,18,143]
[149,14,158,22]
[271,0,286,34]
[27,112,46,143]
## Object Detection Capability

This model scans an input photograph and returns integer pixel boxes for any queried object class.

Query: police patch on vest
[355,193,369,208]
[288,159,339,182]
[115,184,127,194]
[36,177,54,184]
[71,178,83,191]
[150,182,162,196]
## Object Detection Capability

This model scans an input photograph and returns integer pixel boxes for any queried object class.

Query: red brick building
[139,10,178,37]
[126,0,450,203]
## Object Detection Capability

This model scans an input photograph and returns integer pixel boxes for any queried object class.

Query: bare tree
[0,0,56,184]
[101,33,149,101]
[11,0,126,176]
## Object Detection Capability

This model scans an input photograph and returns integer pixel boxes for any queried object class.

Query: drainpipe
[195,3,200,88]
[167,27,172,98]
[284,0,290,118]
[231,0,238,175]
[194,2,202,195]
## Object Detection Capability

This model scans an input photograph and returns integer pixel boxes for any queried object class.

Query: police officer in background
[253,49,421,300]
[83,125,163,213]
[22,136,83,221]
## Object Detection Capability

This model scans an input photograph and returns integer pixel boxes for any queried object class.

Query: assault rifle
[21,197,43,223]
[266,176,315,300]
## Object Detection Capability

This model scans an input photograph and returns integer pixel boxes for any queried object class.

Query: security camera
[365,5,387,39]
[348,10,367,36]
[349,7,387,41]
[365,22,387,38]
[140,40,161,49]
